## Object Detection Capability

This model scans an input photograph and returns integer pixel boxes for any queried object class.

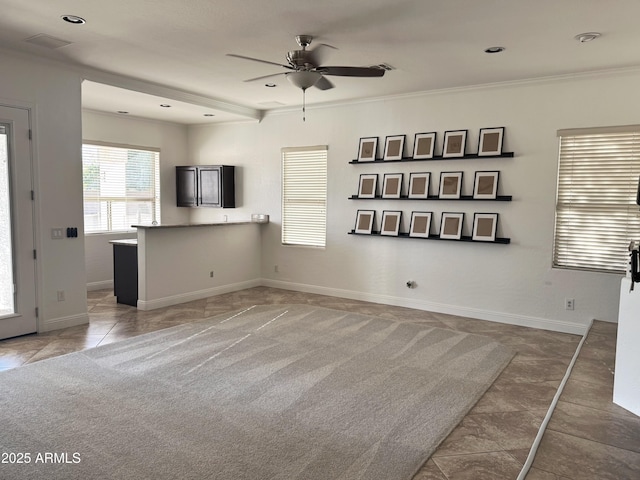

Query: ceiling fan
[227,35,386,119]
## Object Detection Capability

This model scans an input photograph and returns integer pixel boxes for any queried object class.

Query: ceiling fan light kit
[286,71,322,90]
[227,34,386,120]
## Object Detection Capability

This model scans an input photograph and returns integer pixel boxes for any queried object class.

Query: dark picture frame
[409,211,432,238]
[383,135,406,161]
[381,210,402,236]
[357,137,378,162]
[442,129,467,158]
[408,172,430,199]
[412,132,437,159]
[473,171,499,199]
[440,212,465,240]
[438,171,463,199]
[472,213,498,241]
[478,127,505,156]
[354,210,376,234]
[358,173,378,199]
[382,173,403,198]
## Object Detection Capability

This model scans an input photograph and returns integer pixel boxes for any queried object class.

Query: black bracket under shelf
[348,195,512,201]
[348,230,510,244]
[349,152,514,164]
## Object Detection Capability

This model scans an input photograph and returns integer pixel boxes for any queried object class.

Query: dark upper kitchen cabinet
[176,165,235,208]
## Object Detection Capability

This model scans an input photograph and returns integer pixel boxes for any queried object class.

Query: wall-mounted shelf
[348,230,510,244]
[349,152,514,164]
[348,195,512,201]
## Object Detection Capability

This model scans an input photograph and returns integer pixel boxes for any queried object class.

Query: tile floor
[1,287,639,479]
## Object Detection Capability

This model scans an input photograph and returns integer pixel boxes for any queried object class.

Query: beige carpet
[0,304,513,479]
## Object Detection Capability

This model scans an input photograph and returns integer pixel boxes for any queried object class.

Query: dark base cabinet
[112,242,138,307]
[176,165,235,208]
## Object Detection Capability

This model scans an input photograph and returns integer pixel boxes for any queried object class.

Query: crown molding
[262,64,640,118]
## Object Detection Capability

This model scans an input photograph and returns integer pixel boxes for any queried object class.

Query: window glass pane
[282,146,327,247]
[553,129,640,273]
[0,126,15,315]
[82,143,160,233]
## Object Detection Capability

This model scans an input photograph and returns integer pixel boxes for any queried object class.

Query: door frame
[0,100,40,338]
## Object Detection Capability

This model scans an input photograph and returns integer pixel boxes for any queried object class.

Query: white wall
[188,69,640,334]
[82,110,190,289]
[5,44,630,336]
[0,49,87,330]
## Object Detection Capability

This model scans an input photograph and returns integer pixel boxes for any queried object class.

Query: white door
[0,105,37,340]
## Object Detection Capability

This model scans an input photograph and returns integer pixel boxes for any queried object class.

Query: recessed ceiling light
[203,114,215,117]
[265,83,277,88]
[484,46,505,54]
[61,15,86,25]
[116,111,129,114]
[574,32,601,43]
[160,104,171,108]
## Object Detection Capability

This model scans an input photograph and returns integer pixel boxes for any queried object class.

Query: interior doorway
[0,105,37,340]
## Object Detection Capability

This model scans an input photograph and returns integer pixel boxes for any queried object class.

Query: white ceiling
[2,0,640,124]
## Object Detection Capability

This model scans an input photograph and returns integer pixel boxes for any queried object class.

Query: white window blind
[82,142,160,233]
[282,145,327,247]
[553,126,640,273]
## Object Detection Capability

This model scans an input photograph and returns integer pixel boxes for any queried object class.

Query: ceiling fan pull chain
[302,88,306,122]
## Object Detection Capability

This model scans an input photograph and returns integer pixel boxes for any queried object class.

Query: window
[553,126,640,273]
[82,142,160,233]
[281,145,327,247]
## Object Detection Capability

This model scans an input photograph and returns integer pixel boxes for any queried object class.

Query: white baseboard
[85,276,588,334]
[39,313,90,333]
[87,280,113,292]
[261,279,589,335]
[136,279,263,311]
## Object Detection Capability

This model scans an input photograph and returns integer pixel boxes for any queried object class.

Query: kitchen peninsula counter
[132,221,256,229]
[133,220,266,310]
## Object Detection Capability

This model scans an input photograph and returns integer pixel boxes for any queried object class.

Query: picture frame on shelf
[382,173,403,198]
[381,210,402,236]
[440,212,465,240]
[473,171,500,199]
[438,171,463,199]
[358,174,378,198]
[408,172,431,199]
[357,137,378,162]
[354,210,376,234]
[472,213,498,241]
[478,127,505,156]
[442,130,467,158]
[412,132,436,159]
[383,135,406,161]
[409,211,432,238]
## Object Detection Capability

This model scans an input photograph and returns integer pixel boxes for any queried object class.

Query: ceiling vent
[24,34,72,49]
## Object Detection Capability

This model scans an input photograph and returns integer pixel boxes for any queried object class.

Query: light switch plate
[51,228,64,239]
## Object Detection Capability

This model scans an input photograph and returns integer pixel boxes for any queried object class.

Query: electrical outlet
[57,290,65,302]
[565,298,575,310]
[274,265,279,273]
[209,271,214,278]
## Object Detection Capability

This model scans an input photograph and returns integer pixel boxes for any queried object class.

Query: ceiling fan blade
[226,53,293,70]
[314,76,335,90]
[306,43,337,67]
[243,72,286,83]
[316,66,385,77]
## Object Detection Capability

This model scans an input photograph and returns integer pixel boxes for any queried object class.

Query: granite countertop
[131,221,258,229]
[109,238,138,246]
